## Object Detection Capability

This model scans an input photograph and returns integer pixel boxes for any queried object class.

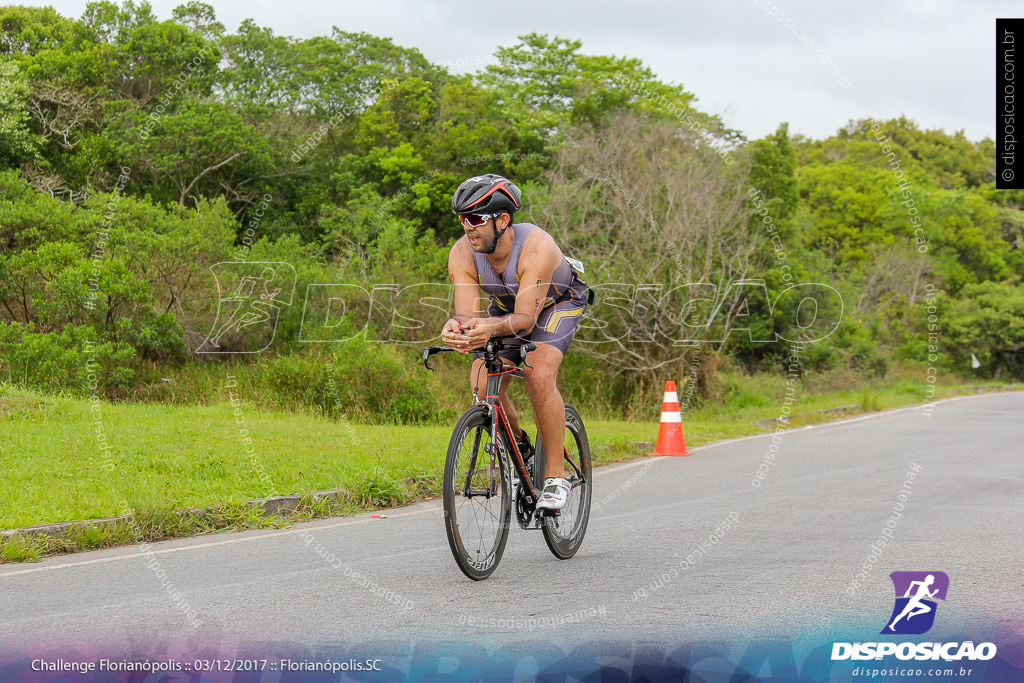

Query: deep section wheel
[443,406,512,580]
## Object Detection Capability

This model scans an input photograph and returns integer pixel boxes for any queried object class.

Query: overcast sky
[29,0,1014,142]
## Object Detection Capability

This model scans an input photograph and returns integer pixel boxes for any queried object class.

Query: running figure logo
[197,262,296,354]
[881,571,949,635]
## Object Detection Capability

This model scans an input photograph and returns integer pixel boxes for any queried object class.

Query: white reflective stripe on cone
[660,411,682,423]
[664,391,679,403]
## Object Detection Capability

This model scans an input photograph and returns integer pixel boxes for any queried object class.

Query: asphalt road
[1,392,1022,670]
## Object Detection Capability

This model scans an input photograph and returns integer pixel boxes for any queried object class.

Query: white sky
[27,0,1014,142]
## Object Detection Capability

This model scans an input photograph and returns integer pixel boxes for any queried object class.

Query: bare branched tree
[26,82,100,150]
[856,244,932,313]
[529,111,759,378]
[22,162,89,204]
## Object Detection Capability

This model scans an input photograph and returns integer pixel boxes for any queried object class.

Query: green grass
[0,373,1018,561]
[0,388,453,530]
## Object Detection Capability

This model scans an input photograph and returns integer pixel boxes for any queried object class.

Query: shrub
[0,322,136,397]
[938,281,1024,380]
[258,343,443,424]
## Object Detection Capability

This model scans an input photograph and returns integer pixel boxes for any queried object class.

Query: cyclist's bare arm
[442,237,484,352]
[455,230,560,350]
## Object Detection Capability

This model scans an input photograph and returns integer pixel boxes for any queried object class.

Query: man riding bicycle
[441,174,591,512]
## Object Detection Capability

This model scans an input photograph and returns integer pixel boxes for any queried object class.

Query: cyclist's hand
[442,318,475,354]
[459,317,493,350]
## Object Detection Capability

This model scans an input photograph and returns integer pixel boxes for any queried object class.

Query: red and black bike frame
[480,357,538,504]
[425,340,540,502]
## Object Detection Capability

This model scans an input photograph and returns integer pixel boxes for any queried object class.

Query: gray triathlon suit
[472,222,590,358]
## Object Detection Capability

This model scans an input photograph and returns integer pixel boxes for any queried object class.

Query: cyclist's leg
[497,374,522,438]
[524,296,587,481]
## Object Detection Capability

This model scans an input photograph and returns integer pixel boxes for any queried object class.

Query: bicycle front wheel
[536,404,592,560]
[443,406,512,580]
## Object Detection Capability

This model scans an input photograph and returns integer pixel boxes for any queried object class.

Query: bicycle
[423,339,592,580]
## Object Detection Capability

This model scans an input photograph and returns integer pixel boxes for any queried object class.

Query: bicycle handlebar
[422,346,454,371]
[422,340,538,371]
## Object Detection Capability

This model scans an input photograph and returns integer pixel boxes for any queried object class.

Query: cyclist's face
[463,214,505,252]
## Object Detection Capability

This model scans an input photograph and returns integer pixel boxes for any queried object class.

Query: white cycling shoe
[536,477,570,511]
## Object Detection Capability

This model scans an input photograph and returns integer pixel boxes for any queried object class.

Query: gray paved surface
[1,392,1022,657]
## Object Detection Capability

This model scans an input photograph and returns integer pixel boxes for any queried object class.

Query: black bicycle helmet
[451,174,522,217]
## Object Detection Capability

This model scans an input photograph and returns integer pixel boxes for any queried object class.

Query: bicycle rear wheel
[443,406,512,580]
[535,404,592,559]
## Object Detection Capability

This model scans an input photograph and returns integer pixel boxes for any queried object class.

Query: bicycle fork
[462,424,500,499]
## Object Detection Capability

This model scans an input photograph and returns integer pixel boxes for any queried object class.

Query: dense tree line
[1,1,1021,413]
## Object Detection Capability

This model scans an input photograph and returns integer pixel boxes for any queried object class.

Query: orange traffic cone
[652,380,691,457]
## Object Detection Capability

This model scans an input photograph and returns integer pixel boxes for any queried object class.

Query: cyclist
[441,174,591,512]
